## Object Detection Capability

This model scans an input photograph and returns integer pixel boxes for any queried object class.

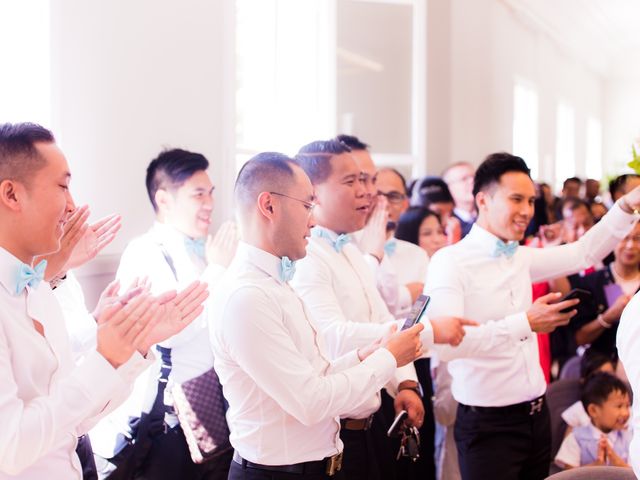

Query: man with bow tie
[292,139,473,480]
[92,149,238,479]
[0,123,208,480]
[424,152,640,480]
[209,152,425,480]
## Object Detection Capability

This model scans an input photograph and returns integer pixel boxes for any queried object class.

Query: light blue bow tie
[15,260,47,295]
[493,239,518,259]
[384,239,397,257]
[185,237,206,259]
[312,229,352,252]
[279,256,296,282]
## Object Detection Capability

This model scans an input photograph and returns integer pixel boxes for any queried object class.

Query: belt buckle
[326,452,343,476]
[529,398,543,415]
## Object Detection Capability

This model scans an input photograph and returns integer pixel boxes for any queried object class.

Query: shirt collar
[0,246,32,296]
[235,241,287,285]
[467,223,515,257]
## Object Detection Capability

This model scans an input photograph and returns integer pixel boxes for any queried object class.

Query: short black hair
[0,122,55,184]
[378,167,408,196]
[145,148,209,212]
[580,349,615,381]
[560,197,591,214]
[472,152,531,197]
[235,152,298,209]
[609,174,640,198]
[563,177,583,189]
[411,176,454,207]
[295,139,351,185]
[395,207,441,246]
[581,372,629,411]
[335,134,369,151]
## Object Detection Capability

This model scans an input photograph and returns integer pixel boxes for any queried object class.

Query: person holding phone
[425,152,640,480]
[209,152,425,480]
[569,222,640,360]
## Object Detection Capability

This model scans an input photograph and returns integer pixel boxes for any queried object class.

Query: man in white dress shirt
[210,152,424,480]
[425,152,640,480]
[0,122,207,480]
[93,149,237,479]
[292,139,471,480]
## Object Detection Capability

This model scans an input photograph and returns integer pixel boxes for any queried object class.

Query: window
[0,0,51,127]
[235,0,426,176]
[585,117,603,181]
[555,103,575,191]
[512,81,539,179]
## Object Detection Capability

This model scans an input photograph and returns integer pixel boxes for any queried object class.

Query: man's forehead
[376,170,403,190]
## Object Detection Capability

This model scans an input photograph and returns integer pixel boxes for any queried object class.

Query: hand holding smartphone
[401,294,431,330]
[556,288,592,313]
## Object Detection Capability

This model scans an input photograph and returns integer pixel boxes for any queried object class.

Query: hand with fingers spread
[430,316,478,346]
[206,221,239,267]
[66,213,122,271]
[96,293,160,368]
[358,196,388,261]
[135,281,210,355]
[384,323,424,367]
[40,205,90,281]
[527,292,579,333]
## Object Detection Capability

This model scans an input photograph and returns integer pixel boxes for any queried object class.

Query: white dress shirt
[53,271,98,363]
[378,238,429,318]
[292,227,427,407]
[426,202,637,407]
[617,290,640,475]
[209,242,397,465]
[90,222,225,457]
[0,247,150,480]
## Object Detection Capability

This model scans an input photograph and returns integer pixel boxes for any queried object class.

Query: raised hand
[92,276,149,321]
[41,205,90,281]
[206,221,239,267]
[135,281,210,354]
[66,213,122,271]
[359,195,388,261]
[96,293,160,368]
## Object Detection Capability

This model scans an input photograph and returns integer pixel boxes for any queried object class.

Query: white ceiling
[502,0,640,79]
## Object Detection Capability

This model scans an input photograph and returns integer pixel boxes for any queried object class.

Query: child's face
[591,390,631,433]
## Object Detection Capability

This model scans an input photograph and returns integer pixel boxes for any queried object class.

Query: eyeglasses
[269,192,316,215]
[378,190,407,204]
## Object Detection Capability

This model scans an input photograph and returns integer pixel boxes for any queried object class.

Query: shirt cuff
[362,347,397,390]
[420,315,435,348]
[330,349,361,373]
[116,350,155,384]
[505,312,532,343]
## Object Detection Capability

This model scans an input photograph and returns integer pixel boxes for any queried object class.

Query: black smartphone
[401,294,431,330]
[557,288,592,313]
[387,410,408,437]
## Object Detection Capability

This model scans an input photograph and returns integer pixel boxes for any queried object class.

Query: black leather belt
[340,415,374,431]
[460,395,546,416]
[233,450,343,476]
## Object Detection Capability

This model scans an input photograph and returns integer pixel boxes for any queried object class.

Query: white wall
[603,78,640,177]
[426,0,605,185]
[49,0,235,304]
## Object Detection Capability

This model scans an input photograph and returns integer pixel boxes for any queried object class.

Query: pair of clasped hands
[38,206,228,369]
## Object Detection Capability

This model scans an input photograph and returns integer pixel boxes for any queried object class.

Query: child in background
[555,372,632,469]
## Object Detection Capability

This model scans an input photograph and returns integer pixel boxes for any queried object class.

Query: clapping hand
[41,205,90,281]
[66,213,122,271]
[206,221,239,267]
[359,195,388,261]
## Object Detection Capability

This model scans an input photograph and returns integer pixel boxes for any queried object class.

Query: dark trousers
[454,400,551,480]
[77,435,98,480]
[340,423,386,480]
[228,459,345,480]
[381,359,436,480]
[97,425,232,480]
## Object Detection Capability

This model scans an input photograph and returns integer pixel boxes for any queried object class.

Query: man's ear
[475,191,487,213]
[155,189,171,215]
[257,191,275,219]
[586,403,599,419]
[0,179,23,212]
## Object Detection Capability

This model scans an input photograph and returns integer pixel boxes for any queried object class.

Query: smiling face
[161,170,214,239]
[589,390,631,433]
[18,142,75,261]
[350,149,377,210]
[313,152,369,234]
[476,171,536,242]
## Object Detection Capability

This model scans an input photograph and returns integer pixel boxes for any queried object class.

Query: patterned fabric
[172,368,232,464]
